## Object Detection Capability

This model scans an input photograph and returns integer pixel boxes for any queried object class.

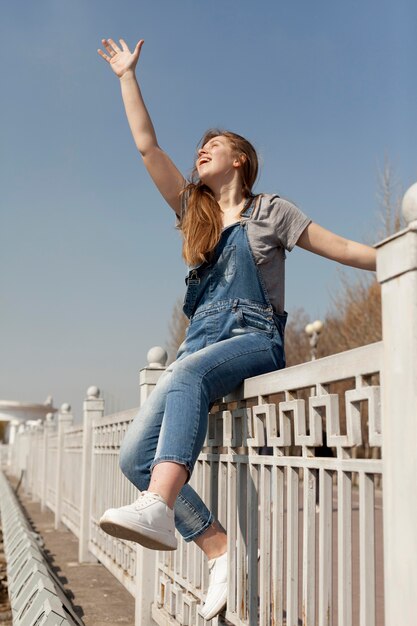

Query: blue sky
[1,0,416,418]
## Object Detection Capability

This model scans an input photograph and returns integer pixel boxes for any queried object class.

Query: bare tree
[283,308,311,366]
[165,297,189,365]
[282,157,403,367]
[376,154,405,239]
[318,273,381,357]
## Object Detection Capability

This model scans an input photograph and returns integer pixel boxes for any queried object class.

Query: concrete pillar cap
[402,182,417,224]
[147,346,168,368]
[86,386,100,399]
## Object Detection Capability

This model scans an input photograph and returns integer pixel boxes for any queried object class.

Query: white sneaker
[198,551,227,621]
[99,491,177,550]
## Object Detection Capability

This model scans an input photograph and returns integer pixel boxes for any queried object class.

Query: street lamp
[305,320,324,361]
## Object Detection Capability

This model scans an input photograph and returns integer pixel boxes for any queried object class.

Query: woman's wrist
[120,69,137,82]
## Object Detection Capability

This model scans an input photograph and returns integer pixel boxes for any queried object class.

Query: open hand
[97,38,144,78]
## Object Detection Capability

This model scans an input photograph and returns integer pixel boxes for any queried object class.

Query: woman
[97,37,376,620]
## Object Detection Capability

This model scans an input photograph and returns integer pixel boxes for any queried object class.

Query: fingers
[100,38,120,60]
[107,37,121,53]
[97,37,144,63]
[97,47,111,63]
[119,38,129,52]
[133,39,144,58]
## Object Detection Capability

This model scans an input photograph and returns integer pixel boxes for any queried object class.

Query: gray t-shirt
[175,193,311,314]
[245,193,311,314]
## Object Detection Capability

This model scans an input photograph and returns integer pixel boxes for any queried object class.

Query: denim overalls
[119,195,287,542]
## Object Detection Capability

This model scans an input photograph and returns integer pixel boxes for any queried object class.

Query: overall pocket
[235,308,274,337]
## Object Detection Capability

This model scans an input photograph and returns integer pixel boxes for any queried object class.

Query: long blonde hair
[176,129,259,267]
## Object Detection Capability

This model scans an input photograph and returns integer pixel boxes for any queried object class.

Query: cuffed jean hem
[150,456,192,484]
[181,512,215,543]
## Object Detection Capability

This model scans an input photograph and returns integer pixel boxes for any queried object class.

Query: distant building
[0,396,58,443]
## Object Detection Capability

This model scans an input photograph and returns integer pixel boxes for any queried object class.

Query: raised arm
[98,38,186,217]
[296,222,376,271]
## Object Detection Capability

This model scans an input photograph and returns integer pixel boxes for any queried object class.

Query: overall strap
[241,194,263,220]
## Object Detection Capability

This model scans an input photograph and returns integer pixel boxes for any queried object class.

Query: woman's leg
[193,519,227,558]
[116,329,281,620]
[148,329,280,540]
[118,367,217,544]
[118,329,281,546]
[151,330,279,478]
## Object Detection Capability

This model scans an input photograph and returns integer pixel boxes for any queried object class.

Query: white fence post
[7,419,19,468]
[135,346,167,626]
[79,385,104,563]
[41,413,55,512]
[376,181,417,624]
[27,422,41,498]
[55,403,73,530]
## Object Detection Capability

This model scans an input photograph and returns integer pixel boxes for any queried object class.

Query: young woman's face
[196,135,241,184]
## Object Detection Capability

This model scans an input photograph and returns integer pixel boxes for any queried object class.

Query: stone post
[376,181,417,624]
[12,422,25,490]
[8,420,21,475]
[7,420,18,446]
[79,386,104,563]
[41,413,55,512]
[139,346,168,405]
[28,422,43,500]
[55,403,73,529]
[135,347,167,626]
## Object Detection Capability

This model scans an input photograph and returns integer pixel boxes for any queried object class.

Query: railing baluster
[260,463,271,626]
[302,466,316,625]
[227,458,237,615]
[272,464,285,626]
[248,461,259,625]
[318,468,333,626]
[286,465,299,626]
[338,469,352,626]
[237,461,247,620]
[359,472,375,626]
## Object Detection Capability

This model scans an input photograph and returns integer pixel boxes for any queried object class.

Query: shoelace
[133,491,159,511]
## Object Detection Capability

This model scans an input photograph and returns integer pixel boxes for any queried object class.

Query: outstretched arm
[296,222,376,271]
[98,38,186,216]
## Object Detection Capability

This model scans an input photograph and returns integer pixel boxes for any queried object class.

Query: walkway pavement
[6,474,135,626]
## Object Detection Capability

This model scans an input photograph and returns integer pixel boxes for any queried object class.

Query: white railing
[0,444,9,469]
[152,341,383,626]
[89,407,140,594]
[61,422,84,537]
[4,182,417,626]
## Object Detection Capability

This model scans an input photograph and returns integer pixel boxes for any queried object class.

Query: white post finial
[402,182,417,225]
[60,403,71,413]
[147,346,168,368]
[86,386,100,399]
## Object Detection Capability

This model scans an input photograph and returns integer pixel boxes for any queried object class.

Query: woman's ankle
[194,520,227,559]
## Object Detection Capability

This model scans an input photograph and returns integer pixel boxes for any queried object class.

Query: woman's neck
[214,186,246,214]
[215,188,252,228]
